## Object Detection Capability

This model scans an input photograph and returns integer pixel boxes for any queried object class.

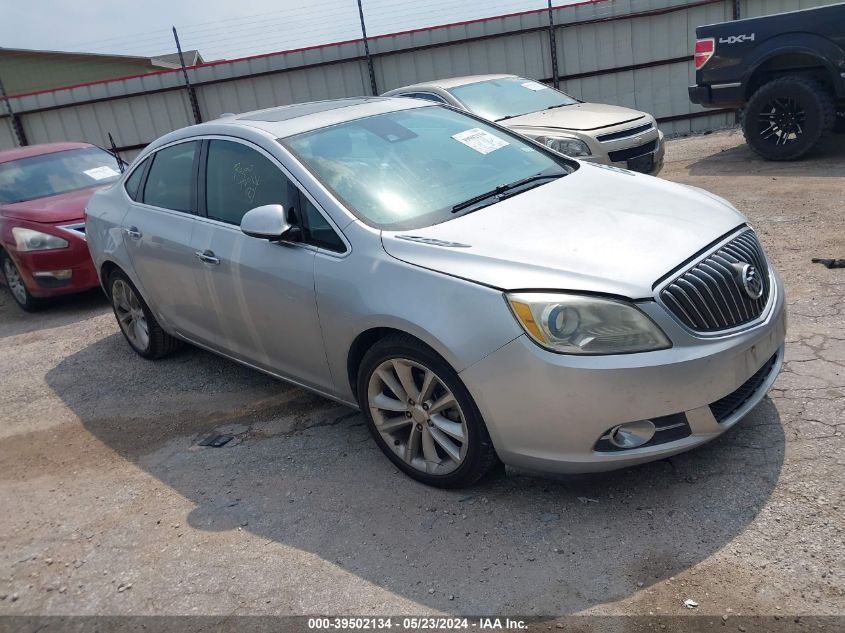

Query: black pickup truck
[689,3,845,160]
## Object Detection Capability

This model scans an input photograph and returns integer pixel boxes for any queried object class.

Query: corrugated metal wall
[0,0,840,160]
[0,117,16,149]
[743,0,842,17]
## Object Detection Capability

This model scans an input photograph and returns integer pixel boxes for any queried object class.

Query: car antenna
[108,133,125,173]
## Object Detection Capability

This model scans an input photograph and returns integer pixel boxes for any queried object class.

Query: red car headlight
[12,227,69,252]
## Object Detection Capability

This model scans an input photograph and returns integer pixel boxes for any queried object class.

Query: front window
[447,77,579,122]
[204,139,293,225]
[283,106,573,230]
[0,147,122,204]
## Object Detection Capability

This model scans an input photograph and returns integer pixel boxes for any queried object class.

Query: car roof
[0,142,95,164]
[146,96,433,152]
[384,74,518,93]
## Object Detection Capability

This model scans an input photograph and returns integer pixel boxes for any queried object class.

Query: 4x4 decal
[719,34,755,44]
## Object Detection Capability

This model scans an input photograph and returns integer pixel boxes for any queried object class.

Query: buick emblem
[735,263,764,300]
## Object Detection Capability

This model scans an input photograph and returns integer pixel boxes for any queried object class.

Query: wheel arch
[744,37,844,100]
[99,259,123,295]
[346,326,450,402]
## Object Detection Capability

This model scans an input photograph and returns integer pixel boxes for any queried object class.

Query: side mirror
[240,204,293,241]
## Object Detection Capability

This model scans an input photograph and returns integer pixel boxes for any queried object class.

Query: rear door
[121,140,213,344]
[189,138,338,391]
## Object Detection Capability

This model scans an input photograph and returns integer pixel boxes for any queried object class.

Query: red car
[0,142,124,311]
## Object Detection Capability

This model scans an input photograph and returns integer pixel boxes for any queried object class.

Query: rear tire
[1,252,44,312]
[742,76,835,161]
[357,333,500,488]
[107,269,182,359]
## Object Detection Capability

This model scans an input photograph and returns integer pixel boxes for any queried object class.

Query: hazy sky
[0,0,588,61]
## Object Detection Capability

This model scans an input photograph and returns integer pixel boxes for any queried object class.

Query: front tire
[742,76,835,161]
[2,252,44,312]
[107,270,182,359]
[357,334,500,488]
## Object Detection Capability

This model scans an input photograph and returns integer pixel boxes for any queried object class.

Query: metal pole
[0,74,27,146]
[732,0,741,124]
[357,0,378,96]
[172,26,203,124]
[547,1,560,89]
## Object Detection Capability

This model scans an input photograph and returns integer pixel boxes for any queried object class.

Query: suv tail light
[694,38,715,70]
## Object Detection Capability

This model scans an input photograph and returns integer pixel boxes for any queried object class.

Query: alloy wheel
[367,358,469,475]
[3,258,28,305]
[758,97,806,146]
[112,279,150,351]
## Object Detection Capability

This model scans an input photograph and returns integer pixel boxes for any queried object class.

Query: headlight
[536,136,592,157]
[506,292,671,355]
[12,227,69,252]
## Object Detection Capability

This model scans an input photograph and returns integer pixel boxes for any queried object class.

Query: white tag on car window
[84,166,120,180]
[521,81,548,91]
[452,128,509,155]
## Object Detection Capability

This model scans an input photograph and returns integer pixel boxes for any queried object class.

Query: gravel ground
[0,129,843,623]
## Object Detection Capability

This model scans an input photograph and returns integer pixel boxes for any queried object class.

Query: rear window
[142,142,198,213]
[124,157,150,201]
[0,147,122,204]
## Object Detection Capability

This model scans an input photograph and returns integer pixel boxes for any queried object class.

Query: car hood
[503,102,647,132]
[381,164,746,298]
[1,186,104,223]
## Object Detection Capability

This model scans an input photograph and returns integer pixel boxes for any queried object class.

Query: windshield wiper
[497,103,573,121]
[451,173,564,214]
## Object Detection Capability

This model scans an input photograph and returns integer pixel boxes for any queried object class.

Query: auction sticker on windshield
[452,128,509,154]
[84,166,120,180]
[521,81,548,91]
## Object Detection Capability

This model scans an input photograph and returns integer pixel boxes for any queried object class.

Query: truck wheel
[742,77,835,161]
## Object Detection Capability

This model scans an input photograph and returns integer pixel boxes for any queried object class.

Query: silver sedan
[85,97,786,488]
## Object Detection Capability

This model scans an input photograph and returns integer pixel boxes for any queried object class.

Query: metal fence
[0,0,841,160]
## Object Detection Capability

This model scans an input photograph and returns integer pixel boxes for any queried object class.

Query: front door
[190,138,332,392]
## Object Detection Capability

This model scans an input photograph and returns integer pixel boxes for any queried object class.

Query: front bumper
[460,273,786,474]
[6,239,99,298]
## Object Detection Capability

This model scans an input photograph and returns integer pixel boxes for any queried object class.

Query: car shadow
[687,134,845,178]
[0,287,110,339]
[45,334,785,614]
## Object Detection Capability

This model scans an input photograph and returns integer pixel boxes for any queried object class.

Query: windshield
[283,106,573,230]
[0,147,122,204]
[447,77,579,121]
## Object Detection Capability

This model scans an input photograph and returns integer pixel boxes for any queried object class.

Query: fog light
[609,420,656,448]
[33,269,72,280]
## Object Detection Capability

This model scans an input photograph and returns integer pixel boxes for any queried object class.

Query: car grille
[596,122,653,143]
[60,223,87,240]
[710,352,779,423]
[660,230,771,332]
[607,140,657,162]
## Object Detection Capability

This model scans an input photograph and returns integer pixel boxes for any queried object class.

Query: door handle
[195,250,220,265]
[124,226,142,239]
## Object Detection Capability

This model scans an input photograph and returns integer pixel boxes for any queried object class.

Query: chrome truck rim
[112,279,149,351]
[758,97,806,146]
[367,358,469,475]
